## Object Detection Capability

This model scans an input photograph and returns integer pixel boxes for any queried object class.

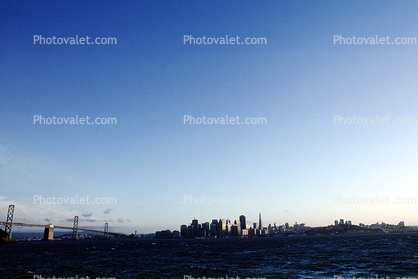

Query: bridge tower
[43,224,54,241]
[104,222,109,238]
[4,204,15,239]
[72,216,79,240]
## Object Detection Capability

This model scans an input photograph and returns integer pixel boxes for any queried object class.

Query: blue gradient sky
[1,0,418,233]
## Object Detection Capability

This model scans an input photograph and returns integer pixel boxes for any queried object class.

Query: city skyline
[1,204,408,236]
[154,212,407,239]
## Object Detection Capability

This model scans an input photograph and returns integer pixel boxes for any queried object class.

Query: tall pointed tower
[259,212,262,230]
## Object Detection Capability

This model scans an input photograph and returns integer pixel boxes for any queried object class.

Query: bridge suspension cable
[14,207,39,224]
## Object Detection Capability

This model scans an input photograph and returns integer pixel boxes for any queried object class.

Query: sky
[1,0,418,234]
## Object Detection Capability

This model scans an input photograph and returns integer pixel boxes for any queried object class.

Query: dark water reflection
[1,233,418,279]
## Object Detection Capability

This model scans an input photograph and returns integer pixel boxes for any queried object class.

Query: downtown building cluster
[155,216,408,238]
[180,213,264,238]
[156,213,311,238]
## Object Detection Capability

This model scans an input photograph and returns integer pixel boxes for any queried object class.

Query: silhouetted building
[268,224,273,235]
[202,222,210,237]
[239,215,246,230]
[187,225,193,237]
[226,223,232,236]
[259,212,262,230]
[180,225,187,237]
[231,225,239,236]
[192,219,198,237]
[234,220,241,236]
[218,219,226,237]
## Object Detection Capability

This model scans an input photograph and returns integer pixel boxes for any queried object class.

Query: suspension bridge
[1,205,125,241]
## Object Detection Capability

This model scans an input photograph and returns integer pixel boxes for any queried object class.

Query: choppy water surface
[1,233,418,279]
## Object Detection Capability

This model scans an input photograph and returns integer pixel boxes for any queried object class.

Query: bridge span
[2,205,125,241]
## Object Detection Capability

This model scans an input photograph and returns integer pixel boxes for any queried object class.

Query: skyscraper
[187,225,193,237]
[192,218,198,237]
[218,219,226,237]
[234,219,241,236]
[210,219,218,237]
[239,215,246,230]
[180,225,188,237]
[259,212,262,230]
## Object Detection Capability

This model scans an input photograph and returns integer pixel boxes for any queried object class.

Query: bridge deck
[0,222,124,235]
